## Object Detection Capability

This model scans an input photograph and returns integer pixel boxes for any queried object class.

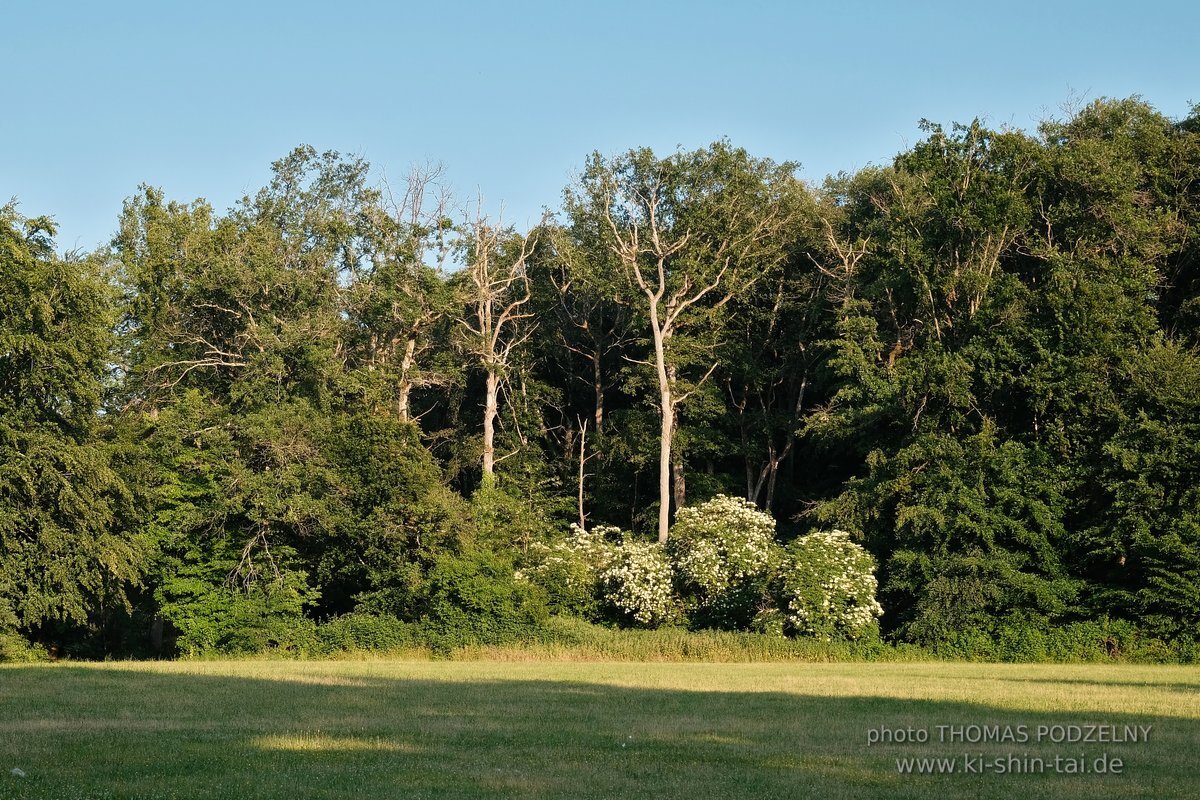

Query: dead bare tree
[458,203,541,484]
[356,163,456,423]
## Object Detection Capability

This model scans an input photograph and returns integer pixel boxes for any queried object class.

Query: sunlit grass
[253,732,418,753]
[1,659,1198,799]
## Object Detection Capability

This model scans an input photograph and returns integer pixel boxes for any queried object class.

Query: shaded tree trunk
[653,317,674,543]
[657,394,674,543]
[592,355,604,430]
[671,436,686,516]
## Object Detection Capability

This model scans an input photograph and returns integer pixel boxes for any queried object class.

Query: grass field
[1,659,1198,799]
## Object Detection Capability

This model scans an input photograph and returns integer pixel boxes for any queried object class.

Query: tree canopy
[3,98,1199,658]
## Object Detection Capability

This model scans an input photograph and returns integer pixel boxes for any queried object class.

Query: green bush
[519,525,686,628]
[927,616,1199,663]
[0,631,48,662]
[156,567,318,656]
[889,550,1081,648]
[416,549,549,651]
[520,507,890,643]
[470,485,555,553]
[315,614,418,653]
[457,616,926,662]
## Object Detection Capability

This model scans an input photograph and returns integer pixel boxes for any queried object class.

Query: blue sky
[3,0,1196,252]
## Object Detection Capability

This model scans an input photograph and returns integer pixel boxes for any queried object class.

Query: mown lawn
[1,659,1198,799]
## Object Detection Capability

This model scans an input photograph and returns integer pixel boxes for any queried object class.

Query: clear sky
[3,0,1196,252]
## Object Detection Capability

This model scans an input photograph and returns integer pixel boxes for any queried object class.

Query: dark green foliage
[319,412,469,617]
[929,617,1198,664]
[0,207,148,639]
[120,391,331,655]
[823,430,1078,641]
[1077,342,1200,638]
[810,101,1200,650]
[527,560,603,620]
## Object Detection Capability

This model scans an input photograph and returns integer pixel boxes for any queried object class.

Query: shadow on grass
[0,664,1197,800]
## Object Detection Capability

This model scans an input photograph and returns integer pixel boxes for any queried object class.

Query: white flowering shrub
[670,495,776,592]
[668,495,779,627]
[517,524,620,616]
[776,529,883,641]
[599,539,677,627]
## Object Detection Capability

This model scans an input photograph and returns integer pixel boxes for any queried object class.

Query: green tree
[111,149,380,648]
[720,196,828,514]
[0,206,146,637]
[808,121,1079,641]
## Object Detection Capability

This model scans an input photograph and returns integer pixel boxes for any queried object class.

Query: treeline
[2,97,1198,659]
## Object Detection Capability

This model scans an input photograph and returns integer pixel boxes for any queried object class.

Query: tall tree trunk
[657,396,673,544]
[462,208,537,491]
[577,418,588,529]
[765,458,780,513]
[671,440,686,516]
[396,337,417,422]
[592,354,604,430]
[649,306,674,543]
[482,367,498,485]
[668,367,685,516]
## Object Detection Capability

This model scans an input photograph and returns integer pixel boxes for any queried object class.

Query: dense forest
[3,97,1198,659]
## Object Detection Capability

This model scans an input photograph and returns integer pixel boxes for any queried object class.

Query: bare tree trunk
[396,381,411,422]
[460,208,538,488]
[577,418,588,529]
[482,368,498,485]
[397,337,417,422]
[652,316,673,543]
[657,398,673,544]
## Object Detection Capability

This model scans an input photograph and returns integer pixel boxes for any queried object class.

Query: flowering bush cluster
[775,529,883,640]
[520,522,678,625]
[516,503,883,640]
